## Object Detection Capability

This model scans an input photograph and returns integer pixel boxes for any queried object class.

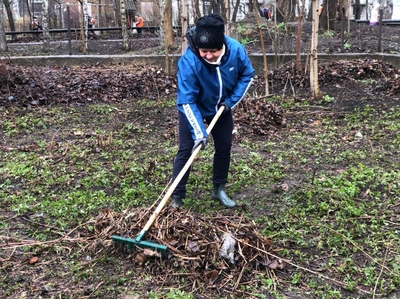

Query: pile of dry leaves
[93,206,286,295]
[1,58,399,136]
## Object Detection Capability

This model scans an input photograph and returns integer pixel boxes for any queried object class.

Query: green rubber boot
[171,195,183,208]
[212,184,236,208]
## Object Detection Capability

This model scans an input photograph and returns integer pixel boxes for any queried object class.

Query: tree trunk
[0,0,8,52]
[320,0,336,31]
[181,0,188,54]
[99,0,102,33]
[247,0,253,13]
[253,0,269,96]
[310,0,321,100]
[164,0,174,48]
[295,0,303,72]
[288,0,296,21]
[80,1,87,54]
[354,0,361,20]
[231,0,241,22]
[193,0,200,22]
[120,0,130,50]
[25,0,33,27]
[42,0,50,52]
[276,0,289,23]
[223,0,228,32]
[4,0,16,39]
[163,0,174,74]
[115,0,121,26]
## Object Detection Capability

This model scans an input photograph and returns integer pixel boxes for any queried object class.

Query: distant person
[260,5,271,20]
[135,13,144,34]
[31,17,42,31]
[88,16,95,29]
[318,3,323,16]
[370,3,380,26]
[87,16,95,38]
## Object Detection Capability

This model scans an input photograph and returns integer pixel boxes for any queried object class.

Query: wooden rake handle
[141,106,225,233]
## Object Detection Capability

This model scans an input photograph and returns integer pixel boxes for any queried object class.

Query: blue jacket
[177,27,254,140]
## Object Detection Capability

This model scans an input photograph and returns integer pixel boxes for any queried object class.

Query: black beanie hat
[195,14,225,50]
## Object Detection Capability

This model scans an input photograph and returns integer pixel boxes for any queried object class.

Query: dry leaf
[143,248,161,258]
[134,253,147,265]
[29,256,39,264]
[188,241,200,252]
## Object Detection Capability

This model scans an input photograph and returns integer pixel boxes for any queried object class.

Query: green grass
[1,97,399,298]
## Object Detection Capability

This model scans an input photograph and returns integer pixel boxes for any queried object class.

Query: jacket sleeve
[223,46,254,110]
[177,56,208,140]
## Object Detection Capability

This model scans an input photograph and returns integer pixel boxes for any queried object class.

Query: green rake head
[111,235,168,258]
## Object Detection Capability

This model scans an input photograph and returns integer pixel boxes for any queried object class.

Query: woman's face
[198,48,223,63]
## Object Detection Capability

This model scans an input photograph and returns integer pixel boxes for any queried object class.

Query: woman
[370,3,380,26]
[171,14,254,208]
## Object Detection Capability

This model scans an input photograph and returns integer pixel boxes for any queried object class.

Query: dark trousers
[172,111,233,198]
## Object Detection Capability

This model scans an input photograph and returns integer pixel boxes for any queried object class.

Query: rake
[112,106,225,257]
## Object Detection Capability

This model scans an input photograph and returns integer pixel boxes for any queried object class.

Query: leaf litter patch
[1,58,400,298]
[1,206,286,298]
[97,206,285,295]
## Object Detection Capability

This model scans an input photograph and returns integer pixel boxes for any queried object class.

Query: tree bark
[120,0,130,50]
[80,0,87,54]
[0,0,8,52]
[319,0,336,31]
[4,0,16,39]
[253,0,269,96]
[181,0,188,54]
[231,0,241,22]
[42,0,50,52]
[162,0,174,75]
[354,0,361,20]
[295,0,303,72]
[164,0,174,48]
[193,0,200,22]
[310,0,321,100]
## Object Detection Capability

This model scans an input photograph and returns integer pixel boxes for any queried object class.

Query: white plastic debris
[219,232,236,264]
[355,131,363,139]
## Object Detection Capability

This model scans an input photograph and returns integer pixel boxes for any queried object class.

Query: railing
[5,26,184,36]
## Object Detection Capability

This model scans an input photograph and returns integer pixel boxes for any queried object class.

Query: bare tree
[230,0,241,22]
[163,0,174,74]
[310,0,321,99]
[295,0,304,72]
[253,0,269,95]
[181,0,188,53]
[0,0,7,52]
[319,0,337,31]
[42,0,51,52]
[77,0,88,54]
[354,0,361,19]
[3,0,16,39]
[276,0,296,23]
[121,0,130,50]
[164,0,174,47]
[193,0,201,21]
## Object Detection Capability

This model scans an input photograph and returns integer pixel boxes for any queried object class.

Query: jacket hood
[186,27,198,55]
